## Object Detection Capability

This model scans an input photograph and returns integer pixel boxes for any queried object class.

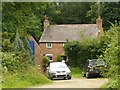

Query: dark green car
[83,59,105,78]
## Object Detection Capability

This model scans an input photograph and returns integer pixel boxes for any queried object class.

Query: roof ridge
[50,24,96,26]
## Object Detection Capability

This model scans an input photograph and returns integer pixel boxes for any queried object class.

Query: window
[63,43,66,46]
[46,54,53,60]
[63,43,64,46]
[46,43,52,48]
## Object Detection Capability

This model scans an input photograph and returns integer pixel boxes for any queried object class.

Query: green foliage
[64,38,108,67]
[2,51,32,74]
[71,67,83,78]
[43,56,50,67]
[2,39,12,52]
[101,77,118,89]
[2,2,44,43]
[98,26,119,79]
[2,31,14,52]
[2,67,51,88]
[56,55,61,62]
[51,2,91,24]
[87,2,120,30]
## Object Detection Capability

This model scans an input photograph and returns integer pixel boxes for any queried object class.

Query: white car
[46,62,72,80]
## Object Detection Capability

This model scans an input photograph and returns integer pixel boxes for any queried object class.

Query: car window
[50,63,67,68]
[89,60,97,66]
[96,61,105,66]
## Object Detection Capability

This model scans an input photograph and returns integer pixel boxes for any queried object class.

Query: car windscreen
[50,63,67,68]
[89,60,105,66]
[96,61,105,66]
[89,60,97,66]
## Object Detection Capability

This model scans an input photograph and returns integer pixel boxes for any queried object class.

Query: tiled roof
[39,24,100,42]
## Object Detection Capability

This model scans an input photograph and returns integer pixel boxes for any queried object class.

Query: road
[32,78,108,88]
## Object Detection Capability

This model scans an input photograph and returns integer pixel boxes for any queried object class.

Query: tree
[87,2,120,30]
[51,2,91,24]
[2,2,44,43]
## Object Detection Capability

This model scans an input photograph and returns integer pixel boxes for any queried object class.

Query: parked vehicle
[46,62,72,80]
[83,59,105,78]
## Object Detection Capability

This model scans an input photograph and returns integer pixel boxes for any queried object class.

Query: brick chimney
[44,15,50,30]
[96,16,103,33]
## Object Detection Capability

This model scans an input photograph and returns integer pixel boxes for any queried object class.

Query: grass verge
[2,70,52,88]
[70,67,83,78]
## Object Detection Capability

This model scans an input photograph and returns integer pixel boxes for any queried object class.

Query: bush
[99,26,119,77]
[2,51,32,74]
[64,38,107,67]
[1,51,51,88]
[56,55,61,62]
[99,26,119,89]
[102,77,118,89]
[43,56,50,67]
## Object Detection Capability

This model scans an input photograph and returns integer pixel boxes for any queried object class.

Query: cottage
[39,15,103,62]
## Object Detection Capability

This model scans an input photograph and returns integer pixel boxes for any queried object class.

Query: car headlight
[67,71,71,75]
[49,70,56,74]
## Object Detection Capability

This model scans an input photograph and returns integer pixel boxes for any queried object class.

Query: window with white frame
[46,43,52,48]
[63,43,65,46]
[45,54,53,60]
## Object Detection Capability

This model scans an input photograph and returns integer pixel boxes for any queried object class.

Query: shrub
[56,55,61,62]
[64,39,105,67]
[99,25,119,89]
[2,51,32,74]
[98,26,119,77]
[102,77,118,89]
[43,56,50,67]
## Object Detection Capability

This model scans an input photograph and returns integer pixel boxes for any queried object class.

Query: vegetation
[87,2,120,30]
[64,37,107,67]
[43,56,50,67]
[101,77,118,89]
[1,31,51,88]
[70,67,83,78]
[1,51,51,88]
[2,67,51,88]
[99,26,119,89]
[65,25,119,89]
[56,55,61,62]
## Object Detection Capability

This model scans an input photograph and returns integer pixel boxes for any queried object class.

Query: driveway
[32,78,108,88]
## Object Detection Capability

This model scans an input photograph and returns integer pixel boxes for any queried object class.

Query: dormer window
[46,43,52,48]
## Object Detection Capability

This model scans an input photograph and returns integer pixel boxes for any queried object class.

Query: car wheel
[47,73,50,79]
[82,72,86,77]
[48,73,53,80]
[86,72,90,78]
[63,77,66,80]
[68,76,71,80]
[50,76,53,80]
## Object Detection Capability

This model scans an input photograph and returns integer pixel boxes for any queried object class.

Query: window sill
[46,47,52,49]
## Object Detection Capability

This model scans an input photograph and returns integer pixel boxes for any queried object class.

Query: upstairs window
[46,43,52,48]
